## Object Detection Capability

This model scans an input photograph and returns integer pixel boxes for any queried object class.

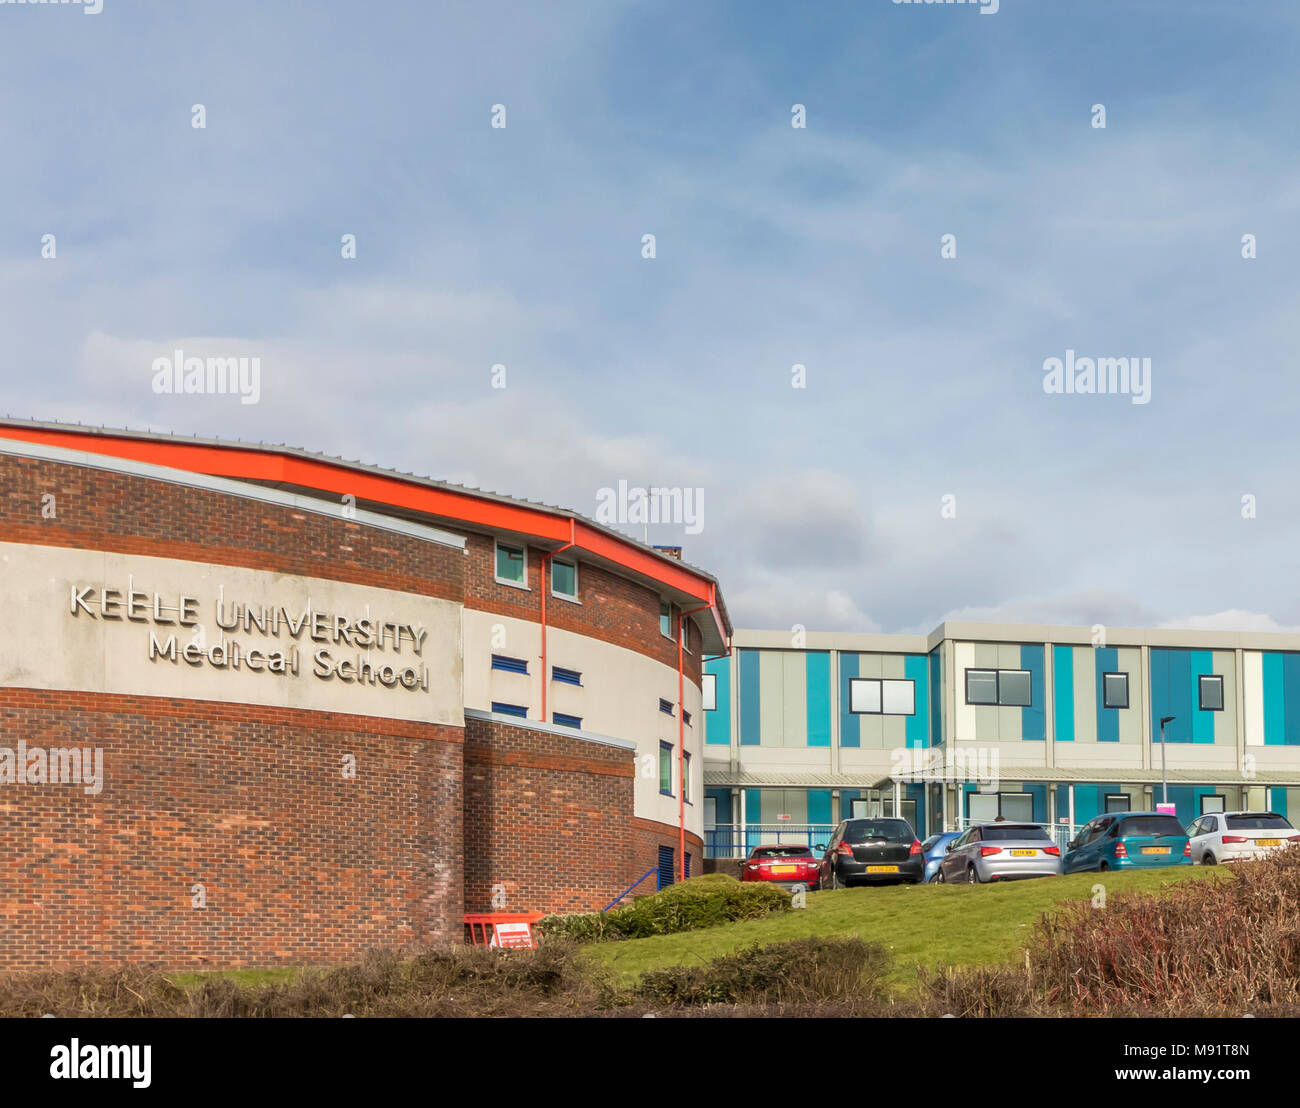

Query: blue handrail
[602,866,658,913]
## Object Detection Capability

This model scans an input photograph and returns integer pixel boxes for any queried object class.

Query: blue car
[1062,811,1191,873]
[921,831,962,883]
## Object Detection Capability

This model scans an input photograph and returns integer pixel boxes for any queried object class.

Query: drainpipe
[539,519,577,725]
[678,586,716,882]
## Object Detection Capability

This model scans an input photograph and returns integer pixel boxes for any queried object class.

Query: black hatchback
[819,818,924,888]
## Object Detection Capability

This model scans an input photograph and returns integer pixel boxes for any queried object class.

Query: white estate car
[1185,810,1300,865]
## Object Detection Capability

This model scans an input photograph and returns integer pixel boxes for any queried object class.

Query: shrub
[634,937,892,1007]
[537,874,790,943]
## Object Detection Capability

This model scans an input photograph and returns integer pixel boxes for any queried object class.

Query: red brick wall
[463,716,706,916]
[0,453,464,602]
[462,534,703,684]
[0,690,463,971]
[463,715,637,915]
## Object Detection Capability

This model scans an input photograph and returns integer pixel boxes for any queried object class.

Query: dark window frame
[849,677,917,716]
[1103,793,1131,813]
[965,667,1033,708]
[553,712,583,729]
[490,701,527,719]
[1198,674,1225,712]
[492,654,529,675]
[551,665,582,686]
[702,672,718,711]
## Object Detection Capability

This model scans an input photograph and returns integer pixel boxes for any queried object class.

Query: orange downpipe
[678,587,716,881]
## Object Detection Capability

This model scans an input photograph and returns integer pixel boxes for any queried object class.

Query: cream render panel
[461,608,703,835]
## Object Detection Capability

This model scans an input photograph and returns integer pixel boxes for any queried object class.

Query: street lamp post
[1159,715,1176,807]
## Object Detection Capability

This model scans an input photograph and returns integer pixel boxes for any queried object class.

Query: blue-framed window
[656,845,675,889]
[683,709,692,726]
[553,712,582,729]
[492,655,528,675]
[659,698,675,716]
[491,701,527,718]
[552,666,582,686]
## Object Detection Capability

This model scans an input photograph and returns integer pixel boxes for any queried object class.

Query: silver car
[935,822,1064,884]
[1186,810,1300,865]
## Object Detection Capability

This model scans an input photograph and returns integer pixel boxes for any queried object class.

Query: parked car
[818,817,924,887]
[921,831,962,883]
[1186,811,1300,865]
[934,823,1062,884]
[1062,811,1191,873]
[741,844,822,891]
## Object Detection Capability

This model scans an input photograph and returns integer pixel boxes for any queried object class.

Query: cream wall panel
[1244,651,1264,746]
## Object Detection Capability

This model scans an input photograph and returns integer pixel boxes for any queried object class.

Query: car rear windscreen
[1119,816,1186,837]
[981,825,1052,841]
[844,820,913,844]
[753,846,813,858]
[1225,813,1292,830]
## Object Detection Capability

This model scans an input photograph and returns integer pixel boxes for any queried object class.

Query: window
[1200,794,1226,815]
[849,678,916,716]
[659,698,675,716]
[553,712,582,729]
[492,654,528,675]
[964,668,1031,707]
[683,752,691,802]
[702,673,717,711]
[1199,674,1224,711]
[494,542,527,587]
[659,600,672,638]
[491,701,527,718]
[552,666,582,686]
[965,669,998,705]
[1102,672,1129,710]
[551,559,578,600]
[683,710,692,726]
[1104,793,1130,813]
[658,742,673,795]
[998,670,1032,707]
[680,618,692,654]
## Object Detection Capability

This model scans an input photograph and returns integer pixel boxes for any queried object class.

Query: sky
[2,0,1298,635]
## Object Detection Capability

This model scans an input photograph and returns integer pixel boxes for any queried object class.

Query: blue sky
[3,1,1299,633]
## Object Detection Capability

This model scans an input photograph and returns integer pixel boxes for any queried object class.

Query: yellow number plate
[1141,847,1171,855]
[866,865,899,874]
[771,865,798,874]
[1010,849,1037,857]
[1256,839,1282,847]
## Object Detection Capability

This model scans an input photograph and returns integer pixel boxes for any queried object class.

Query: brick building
[0,419,730,971]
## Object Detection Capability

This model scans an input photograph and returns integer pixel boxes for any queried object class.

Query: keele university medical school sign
[0,542,464,726]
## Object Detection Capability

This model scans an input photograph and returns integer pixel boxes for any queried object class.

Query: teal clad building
[702,624,1300,856]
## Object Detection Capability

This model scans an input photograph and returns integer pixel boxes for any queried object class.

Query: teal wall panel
[1054,645,1075,741]
[1094,646,1119,742]
[905,654,929,748]
[705,655,731,746]
[805,651,832,748]
[1020,644,1045,741]
[739,649,761,746]
[839,652,860,748]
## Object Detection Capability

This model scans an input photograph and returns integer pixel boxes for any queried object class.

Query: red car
[741,844,821,891]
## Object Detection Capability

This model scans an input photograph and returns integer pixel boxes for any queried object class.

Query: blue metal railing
[601,866,658,913]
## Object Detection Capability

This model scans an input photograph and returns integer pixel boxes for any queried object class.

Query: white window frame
[702,673,718,712]
[550,558,579,603]
[494,540,529,590]
[660,600,673,640]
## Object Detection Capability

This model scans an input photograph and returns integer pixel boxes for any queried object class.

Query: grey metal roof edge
[464,706,637,752]
[0,435,467,550]
[0,417,726,606]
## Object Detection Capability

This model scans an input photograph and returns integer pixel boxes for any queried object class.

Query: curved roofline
[0,418,732,649]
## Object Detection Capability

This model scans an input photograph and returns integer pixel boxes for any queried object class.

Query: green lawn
[587,867,1222,993]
